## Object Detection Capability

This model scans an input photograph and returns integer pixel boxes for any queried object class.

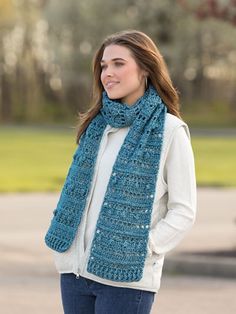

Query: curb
[164,253,236,279]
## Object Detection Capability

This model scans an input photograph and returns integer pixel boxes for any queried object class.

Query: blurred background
[0,1,236,314]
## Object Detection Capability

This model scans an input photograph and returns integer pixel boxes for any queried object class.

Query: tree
[178,0,236,25]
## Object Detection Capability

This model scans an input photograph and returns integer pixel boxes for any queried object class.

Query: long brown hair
[76,29,181,143]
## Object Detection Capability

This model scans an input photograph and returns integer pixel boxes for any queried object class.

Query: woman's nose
[104,65,114,77]
[105,68,113,77]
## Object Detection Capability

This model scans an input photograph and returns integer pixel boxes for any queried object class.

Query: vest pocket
[151,253,164,287]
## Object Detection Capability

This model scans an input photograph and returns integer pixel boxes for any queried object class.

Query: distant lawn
[0,126,236,192]
[192,137,236,187]
[0,126,77,192]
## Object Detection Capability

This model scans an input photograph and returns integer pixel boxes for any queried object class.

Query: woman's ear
[143,70,149,77]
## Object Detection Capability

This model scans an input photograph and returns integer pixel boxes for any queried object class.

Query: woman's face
[100,44,147,105]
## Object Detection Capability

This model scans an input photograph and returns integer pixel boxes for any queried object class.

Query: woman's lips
[106,81,119,89]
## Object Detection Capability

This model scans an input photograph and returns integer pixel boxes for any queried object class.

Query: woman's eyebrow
[100,57,127,64]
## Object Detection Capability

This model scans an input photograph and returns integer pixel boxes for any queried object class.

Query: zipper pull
[76,273,80,279]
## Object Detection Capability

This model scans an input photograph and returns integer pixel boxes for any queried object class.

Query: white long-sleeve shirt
[53,113,197,293]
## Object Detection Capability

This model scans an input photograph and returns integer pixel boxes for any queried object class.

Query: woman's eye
[100,62,124,71]
[115,62,124,67]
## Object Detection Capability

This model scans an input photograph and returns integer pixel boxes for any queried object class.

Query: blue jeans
[60,273,156,314]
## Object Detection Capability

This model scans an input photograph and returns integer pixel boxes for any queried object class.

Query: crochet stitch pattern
[45,85,167,282]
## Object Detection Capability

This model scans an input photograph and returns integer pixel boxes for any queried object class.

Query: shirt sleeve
[148,125,197,256]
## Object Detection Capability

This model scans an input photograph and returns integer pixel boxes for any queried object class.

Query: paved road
[0,273,236,314]
[191,128,236,137]
[0,188,236,313]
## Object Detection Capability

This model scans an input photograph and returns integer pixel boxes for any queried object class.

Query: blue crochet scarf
[45,84,167,282]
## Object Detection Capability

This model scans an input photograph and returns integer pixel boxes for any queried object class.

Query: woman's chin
[107,92,122,101]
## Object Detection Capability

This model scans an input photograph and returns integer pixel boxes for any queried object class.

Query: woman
[45,30,196,314]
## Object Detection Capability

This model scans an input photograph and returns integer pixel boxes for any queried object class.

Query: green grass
[192,137,236,187]
[0,126,77,192]
[0,126,236,192]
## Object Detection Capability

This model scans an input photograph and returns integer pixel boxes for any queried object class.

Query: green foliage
[1,0,236,125]
[182,101,236,128]
[0,126,236,192]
